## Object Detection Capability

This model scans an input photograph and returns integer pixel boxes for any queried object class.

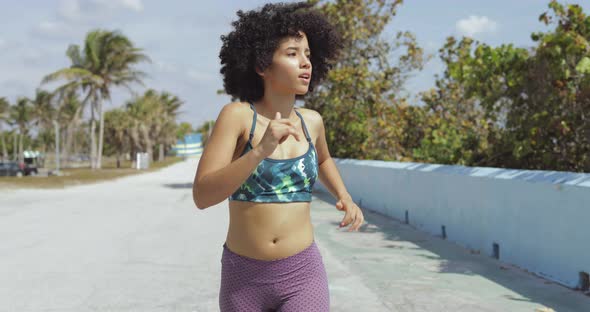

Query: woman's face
[259,31,312,95]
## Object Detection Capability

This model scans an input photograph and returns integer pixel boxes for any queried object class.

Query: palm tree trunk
[12,130,18,160]
[90,119,97,169]
[64,105,83,168]
[66,124,76,167]
[130,123,142,168]
[158,143,164,161]
[130,145,136,168]
[60,126,68,168]
[1,133,7,161]
[140,124,152,165]
[18,130,24,163]
[97,99,105,169]
[90,102,97,169]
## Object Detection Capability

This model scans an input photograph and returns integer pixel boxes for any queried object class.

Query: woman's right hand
[255,112,302,158]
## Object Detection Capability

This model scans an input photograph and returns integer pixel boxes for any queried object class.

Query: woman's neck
[255,94,297,121]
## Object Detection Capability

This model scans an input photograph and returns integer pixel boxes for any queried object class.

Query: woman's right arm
[192,103,265,209]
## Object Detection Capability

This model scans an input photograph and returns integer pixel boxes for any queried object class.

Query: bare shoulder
[219,100,251,126]
[298,107,323,130]
[220,101,250,117]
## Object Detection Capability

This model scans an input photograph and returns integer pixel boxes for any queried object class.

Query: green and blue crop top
[228,102,319,203]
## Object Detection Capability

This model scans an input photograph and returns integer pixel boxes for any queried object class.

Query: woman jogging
[193,2,365,311]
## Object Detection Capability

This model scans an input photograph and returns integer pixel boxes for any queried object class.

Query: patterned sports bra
[228,102,319,203]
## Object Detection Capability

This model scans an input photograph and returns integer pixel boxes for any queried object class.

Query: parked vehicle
[0,162,25,177]
[23,157,39,176]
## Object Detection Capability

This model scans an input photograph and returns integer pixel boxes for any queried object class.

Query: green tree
[195,120,214,147]
[125,90,183,162]
[156,92,183,161]
[176,122,194,140]
[103,108,131,168]
[54,90,83,167]
[30,89,56,153]
[0,97,9,161]
[305,0,427,160]
[435,1,590,171]
[42,29,150,169]
[9,97,33,163]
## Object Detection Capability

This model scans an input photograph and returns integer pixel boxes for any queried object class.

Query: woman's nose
[301,58,311,68]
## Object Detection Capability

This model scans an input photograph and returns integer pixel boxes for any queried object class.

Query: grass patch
[0,156,186,190]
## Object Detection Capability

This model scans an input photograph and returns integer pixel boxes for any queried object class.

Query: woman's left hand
[336,198,364,232]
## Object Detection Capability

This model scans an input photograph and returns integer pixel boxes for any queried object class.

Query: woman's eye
[288,53,296,56]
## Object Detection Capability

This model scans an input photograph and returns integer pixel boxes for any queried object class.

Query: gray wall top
[333,158,590,188]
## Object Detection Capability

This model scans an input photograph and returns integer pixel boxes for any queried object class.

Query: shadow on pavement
[312,189,590,312]
[163,182,193,189]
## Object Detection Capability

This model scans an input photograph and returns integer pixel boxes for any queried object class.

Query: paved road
[1,158,588,311]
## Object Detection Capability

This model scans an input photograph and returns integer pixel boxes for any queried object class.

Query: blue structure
[314,159,590,290]
[171,133,203,157]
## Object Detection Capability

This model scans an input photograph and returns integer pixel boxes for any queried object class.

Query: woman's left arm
[310,110,364,232]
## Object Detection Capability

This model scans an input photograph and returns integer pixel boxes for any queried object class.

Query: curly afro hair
[219,1,343,102]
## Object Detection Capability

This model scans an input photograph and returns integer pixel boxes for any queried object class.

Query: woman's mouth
[298,73,311,83]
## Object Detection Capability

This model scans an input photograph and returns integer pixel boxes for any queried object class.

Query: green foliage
[103,108,131,157]
[43,29,150,168]
[411,1,590,172]
[176,122,194,140]
[306,0,428,160]
[121,89,183,159]
[195,120,215,146]
[308,0,590,172]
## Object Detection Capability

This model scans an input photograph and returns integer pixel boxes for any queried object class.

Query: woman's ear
[255,66,265,78]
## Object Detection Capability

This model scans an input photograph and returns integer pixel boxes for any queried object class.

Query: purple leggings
[219,240,330,311]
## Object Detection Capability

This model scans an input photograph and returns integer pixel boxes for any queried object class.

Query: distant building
[171,133,203,157]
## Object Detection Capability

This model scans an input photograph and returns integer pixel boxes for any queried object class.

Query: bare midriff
[225,201,314,261]
[224,105,317,261]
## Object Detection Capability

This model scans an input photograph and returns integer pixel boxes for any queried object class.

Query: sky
[1,0,589,128]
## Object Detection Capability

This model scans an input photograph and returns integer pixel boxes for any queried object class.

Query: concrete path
[0,158,588,311]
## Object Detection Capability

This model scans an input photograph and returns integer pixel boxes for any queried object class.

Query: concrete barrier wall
[313,158,590,289]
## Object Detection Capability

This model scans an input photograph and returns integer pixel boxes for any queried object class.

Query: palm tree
[42,29,150,169]
[156,91,183,160]
[30,89,56,153]
[195,120,214,146]
[59,90,83,167]
[125,94,144,161]
[9,97,33,163]
[126,90,157,162]
[176,122,194,140]
[0,97,10,161]
[104,108,131,168]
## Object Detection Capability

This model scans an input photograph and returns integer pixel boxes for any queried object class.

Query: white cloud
[58,0,143,22]
[37,21,64,35]
[32,20,80,39]
[58,0,82,22]
[120,0,143,12]
[186,69,217,83]
[154,61,178,73]
[32,0,144,40]
[456,15,498,37]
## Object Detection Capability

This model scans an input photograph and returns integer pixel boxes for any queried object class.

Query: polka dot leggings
[219,240,330,311]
